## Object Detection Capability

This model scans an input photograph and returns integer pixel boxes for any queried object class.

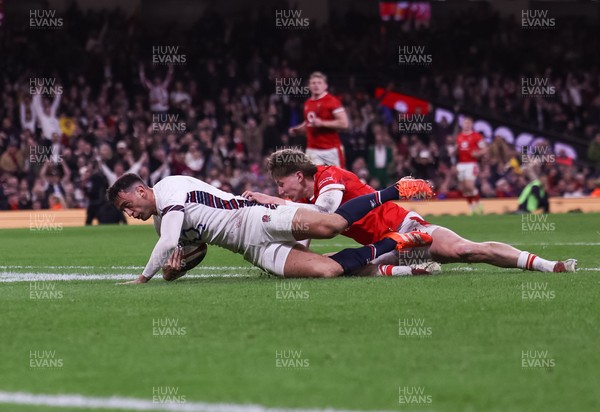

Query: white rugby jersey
[142,175,278,278]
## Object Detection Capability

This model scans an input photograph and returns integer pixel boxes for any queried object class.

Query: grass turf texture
[1,213,599,412]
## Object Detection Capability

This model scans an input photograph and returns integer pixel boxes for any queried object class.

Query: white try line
[0,266,257,271]
[0,391,396,412]
[510,242,600,246]
[0,273,253,283]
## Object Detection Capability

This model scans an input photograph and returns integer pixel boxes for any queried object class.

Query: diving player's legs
[393,211,575,273]
[255,241,417,278]
[429,227,575,272]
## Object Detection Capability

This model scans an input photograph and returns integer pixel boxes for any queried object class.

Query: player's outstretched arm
[118,210,184,285]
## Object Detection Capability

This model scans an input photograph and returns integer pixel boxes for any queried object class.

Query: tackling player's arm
[312,188,344,213]
[119,209,184,284]
[241,190,337,213]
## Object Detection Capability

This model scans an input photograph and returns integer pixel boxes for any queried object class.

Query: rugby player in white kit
[107,174,434,284]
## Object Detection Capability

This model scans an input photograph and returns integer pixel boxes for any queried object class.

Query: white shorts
[249,241,297,277]
[456,162,479,182]
[371,211,439,266]
[306,146,345,167]
[240,205,300,276]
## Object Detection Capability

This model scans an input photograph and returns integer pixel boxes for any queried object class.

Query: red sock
[378,265,394,276]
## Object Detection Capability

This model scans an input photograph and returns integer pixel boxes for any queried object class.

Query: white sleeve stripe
[332,108,345,114]
[319,184,345,193]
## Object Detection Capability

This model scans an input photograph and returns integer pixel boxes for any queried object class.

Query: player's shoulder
[324,93,343,106]
[154,175,193,191]
[316,165,341,180]
[315,165,349,191]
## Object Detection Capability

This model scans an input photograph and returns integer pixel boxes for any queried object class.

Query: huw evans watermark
[521,350,555,369]
[30,350,63,369]
[521,282,555,300]
[30,282,63,300]
[398,46,432,65]
[30,10,63,29]
[275,350,309,368]
[30,146,62,164]
[275,281,309,300]
[398,113,432,133]
[521,78,555,97]
[30,78,63,95]
[521,145,556,164]
[521,214,555,232]
[152,387,186,404]
[398,248,430,266]
[152,318,187,336]
[275,78,310,97]
[399,386,432,405]
[30,213,63,232]
[152,114,187,134]
[275,10,310,29]
[399,318,432,337]
[152,46,186,65]
[522,10,555,29]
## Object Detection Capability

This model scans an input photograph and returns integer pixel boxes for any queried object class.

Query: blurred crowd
[1,3,599,218]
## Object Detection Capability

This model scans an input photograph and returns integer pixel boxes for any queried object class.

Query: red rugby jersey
[456,131,484,163]
[304,93,344,150]
[302,166,409,245]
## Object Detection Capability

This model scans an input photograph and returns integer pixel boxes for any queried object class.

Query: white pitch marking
[506,242,600,246]
[0,273,253,283]
[0,266,257,271]
[0,391,395,412]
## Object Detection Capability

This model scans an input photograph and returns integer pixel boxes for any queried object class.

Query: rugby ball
[181,242,208,271]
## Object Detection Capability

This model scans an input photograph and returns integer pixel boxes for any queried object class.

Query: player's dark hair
[106,173,146,204]
[267,149,318,179]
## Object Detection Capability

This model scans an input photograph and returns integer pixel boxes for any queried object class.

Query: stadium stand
[0,2,598,222]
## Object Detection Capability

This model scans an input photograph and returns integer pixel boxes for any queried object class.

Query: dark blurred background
[1,0,599,218]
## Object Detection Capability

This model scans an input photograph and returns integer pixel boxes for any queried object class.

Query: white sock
[517,251,556,272]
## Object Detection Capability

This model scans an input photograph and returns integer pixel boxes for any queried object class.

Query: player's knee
[320,216,345,238]
[310,222,338,239]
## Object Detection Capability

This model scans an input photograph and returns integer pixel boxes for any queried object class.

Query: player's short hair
[309,71,327,83]
[106,173,146,205]
[267,149,318,179]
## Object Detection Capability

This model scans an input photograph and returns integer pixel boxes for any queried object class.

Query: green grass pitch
[1,213,599,411]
